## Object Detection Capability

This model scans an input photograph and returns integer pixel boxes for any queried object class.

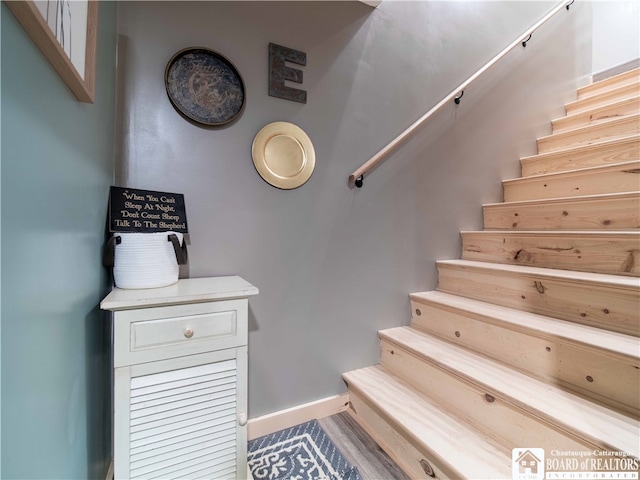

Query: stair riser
[461,232,640,276]
[436,264,639,336]
[553,98,640,133]
[566,83,640,115]
[578,69,640,99]
[483,194,640,230]
[380,340,598,453]
[346,394,448,480]
[538,116,640,154]
[409,299,640,416]
[521,137,640,177]
[503,163,640,202]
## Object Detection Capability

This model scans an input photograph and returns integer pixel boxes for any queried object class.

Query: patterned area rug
[248,420,363,480]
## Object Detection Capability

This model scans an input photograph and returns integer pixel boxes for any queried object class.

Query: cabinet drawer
[131,310,237,351]
[113,299,247,367]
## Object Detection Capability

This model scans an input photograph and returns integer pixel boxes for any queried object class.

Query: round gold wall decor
[251,122,315,189]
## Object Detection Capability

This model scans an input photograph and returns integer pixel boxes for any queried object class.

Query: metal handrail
[348,0,574,188]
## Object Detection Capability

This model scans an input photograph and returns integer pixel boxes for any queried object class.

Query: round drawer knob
[238,413,247,426]
[184,328,194,339]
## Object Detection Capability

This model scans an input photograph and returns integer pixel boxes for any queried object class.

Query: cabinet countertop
[100,276,259,311]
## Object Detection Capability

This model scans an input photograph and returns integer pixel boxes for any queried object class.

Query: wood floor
[318,412,410,480]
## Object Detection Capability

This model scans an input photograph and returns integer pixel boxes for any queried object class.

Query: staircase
[342,68,640,479]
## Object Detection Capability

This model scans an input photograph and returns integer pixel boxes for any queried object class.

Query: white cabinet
[101,277,258,480]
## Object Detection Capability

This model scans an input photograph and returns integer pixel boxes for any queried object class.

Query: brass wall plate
[251,122,315,190]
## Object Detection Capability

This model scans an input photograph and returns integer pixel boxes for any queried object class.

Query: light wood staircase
[343,68,640,479]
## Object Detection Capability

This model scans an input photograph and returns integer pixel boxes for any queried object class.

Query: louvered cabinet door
[114,348,248,480]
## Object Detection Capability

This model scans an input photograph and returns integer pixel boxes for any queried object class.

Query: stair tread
[379,326,640,457]
[552,96,640,125]
[504,159,640,184]
[538,113,640,142]
[343,365,512,479]
[579,68,640,98]
[520,134,639,163]
[483,191,640,208]
[462,230,639,235]
[409,290,639,359]
[566,80,640,111]
[436,259,640,290]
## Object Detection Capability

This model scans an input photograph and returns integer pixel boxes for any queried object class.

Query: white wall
[592,1,639,72]
[117,1,592,418]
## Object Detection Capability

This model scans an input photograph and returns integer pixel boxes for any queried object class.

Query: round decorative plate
[165,47,245,126]
[252,122,316,189]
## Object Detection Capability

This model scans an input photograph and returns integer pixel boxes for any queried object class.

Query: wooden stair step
[538,114,640,154]
[566,80,640,115]
[578,67,640,100]
[379,327,640,457]
[503,160,640,202]
[483,192,640,230]
[552,96,640,133]
[521,135,639,176]
[408,290,640,416]
[461,230,640,276]
[343,365,512,479]
[436,259,640,336]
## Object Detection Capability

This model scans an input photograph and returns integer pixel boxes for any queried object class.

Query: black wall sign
[109,186,188,233]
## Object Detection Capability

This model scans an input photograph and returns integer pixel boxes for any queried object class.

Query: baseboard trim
[592,58,640,83]
[247,393,350,440]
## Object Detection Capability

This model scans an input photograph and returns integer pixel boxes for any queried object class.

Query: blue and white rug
[248,420,363,480]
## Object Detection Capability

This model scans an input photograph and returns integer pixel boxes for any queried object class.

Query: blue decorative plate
[165,47,245,126]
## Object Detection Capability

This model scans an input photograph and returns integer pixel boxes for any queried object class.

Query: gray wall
[1,2,117,478]
[117,1,592,418]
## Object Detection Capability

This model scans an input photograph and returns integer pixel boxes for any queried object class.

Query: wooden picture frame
[5,0,98,103]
